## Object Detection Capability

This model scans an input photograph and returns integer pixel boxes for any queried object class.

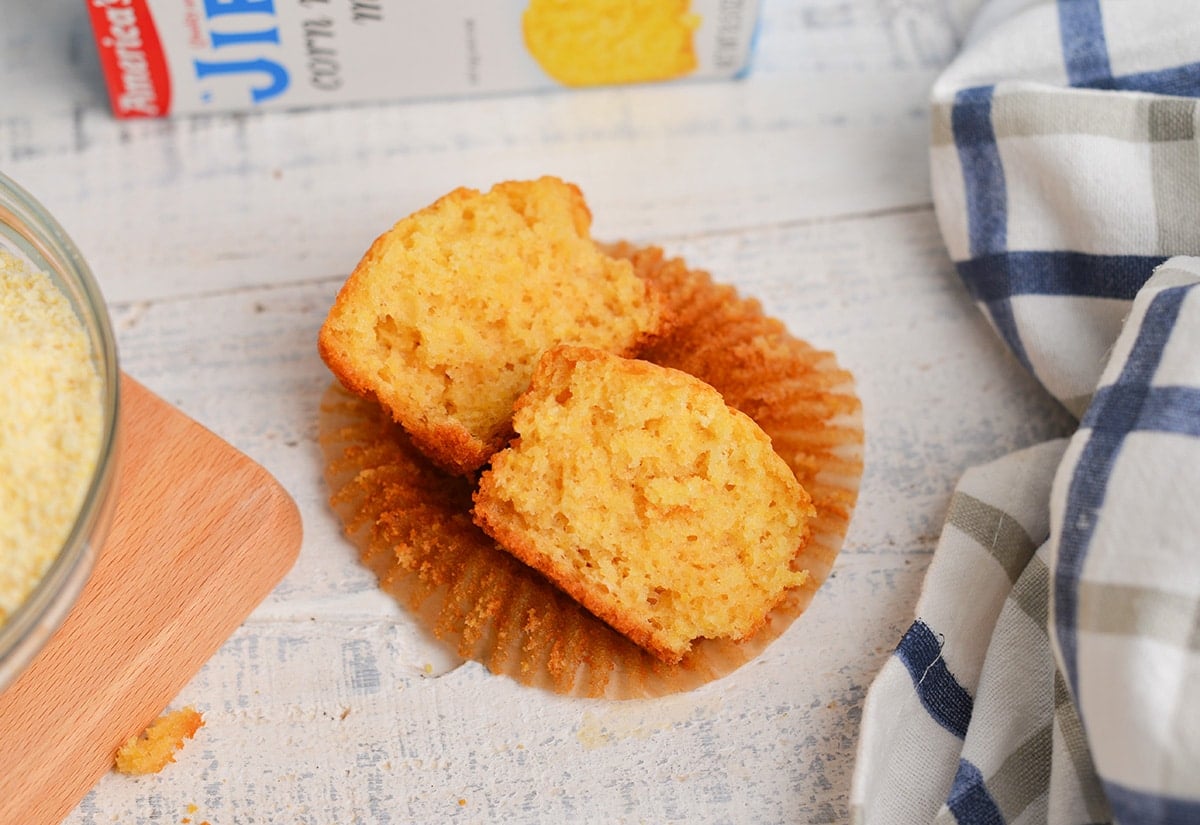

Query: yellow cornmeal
[0,249,102,626]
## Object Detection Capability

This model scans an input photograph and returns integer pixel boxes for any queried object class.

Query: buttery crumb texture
[523,0,700,87]
[318,176,667,476]
[0,250,102,626]
[114,706,205,775]
[473,345,814,664]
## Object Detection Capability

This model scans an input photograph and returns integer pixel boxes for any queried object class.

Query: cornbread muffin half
[523,0,699,87]
[473,345,815,664]
[318,177,667,476]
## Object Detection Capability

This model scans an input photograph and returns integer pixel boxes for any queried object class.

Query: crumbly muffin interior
[319,176,665,474]
[474,345,812,662]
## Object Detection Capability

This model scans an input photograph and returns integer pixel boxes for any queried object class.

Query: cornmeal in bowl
[0,249,103,627]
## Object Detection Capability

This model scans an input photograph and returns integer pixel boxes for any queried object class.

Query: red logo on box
[87,0,171,118]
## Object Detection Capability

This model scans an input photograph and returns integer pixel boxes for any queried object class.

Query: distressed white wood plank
[73,621,869,824]
[5,70,934,305]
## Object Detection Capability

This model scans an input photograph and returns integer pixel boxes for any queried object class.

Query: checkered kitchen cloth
[850,2,1200,823]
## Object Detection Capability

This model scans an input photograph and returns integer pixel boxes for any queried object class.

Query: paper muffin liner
[318,244,863,698]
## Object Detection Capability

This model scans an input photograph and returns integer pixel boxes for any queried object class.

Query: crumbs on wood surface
[114,706,205,775]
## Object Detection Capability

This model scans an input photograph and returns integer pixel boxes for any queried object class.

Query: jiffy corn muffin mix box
[85,0,761,119]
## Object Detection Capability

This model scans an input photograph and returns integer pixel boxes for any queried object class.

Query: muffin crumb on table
[114,706,205,776]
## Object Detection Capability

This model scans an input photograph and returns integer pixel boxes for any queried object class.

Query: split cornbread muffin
[318,180,861,685]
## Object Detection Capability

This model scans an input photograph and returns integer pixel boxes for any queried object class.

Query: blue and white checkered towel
[849,2,1200,823]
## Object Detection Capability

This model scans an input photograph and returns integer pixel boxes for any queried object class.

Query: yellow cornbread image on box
[523,0,700,87]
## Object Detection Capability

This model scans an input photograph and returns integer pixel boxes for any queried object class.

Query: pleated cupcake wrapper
[318,245,864,698]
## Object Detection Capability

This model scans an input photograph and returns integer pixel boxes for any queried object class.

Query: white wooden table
[4,2,1076,822]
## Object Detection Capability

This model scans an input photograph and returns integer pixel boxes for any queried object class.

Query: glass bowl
[0,170,121,693]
